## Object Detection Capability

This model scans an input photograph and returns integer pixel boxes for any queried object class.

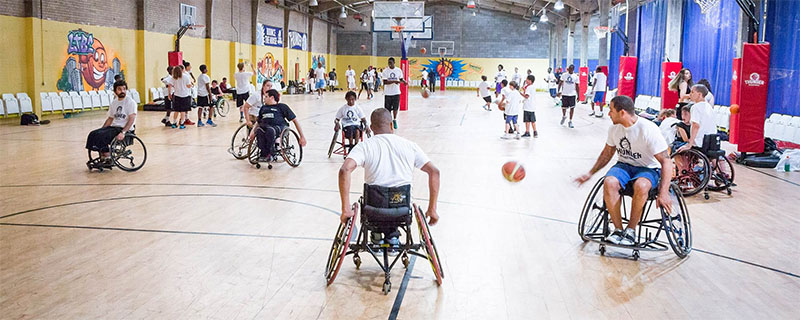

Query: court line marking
[2,184,798,279]
[740,164,800,187]
[389,255,416,320]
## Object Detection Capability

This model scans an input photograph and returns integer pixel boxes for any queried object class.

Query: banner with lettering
[256,23,283,47]
[288,30,307,51]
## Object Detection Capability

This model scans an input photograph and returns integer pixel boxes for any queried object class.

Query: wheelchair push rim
[707,155,735,192]
[247,136,260,165]
[414,204,444,285]
[328,127,340,158]
[280,128,303,167]
[216,98,229,117]
[671,149,710,196]
[326,204,357,285]
[661,184,692,258]
[230,124,252,160]
[578,178,607,242]
[111,135,147,172]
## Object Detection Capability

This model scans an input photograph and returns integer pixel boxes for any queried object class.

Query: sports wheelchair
[87,131,147,172]
[327,123,371,159]
[229,122,254,160]
[325,184,444,294]
[671,134,735,199]
[246,126,303,169]
[578,177,691,260]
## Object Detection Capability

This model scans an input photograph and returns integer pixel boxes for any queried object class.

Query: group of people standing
[160,60,225,129]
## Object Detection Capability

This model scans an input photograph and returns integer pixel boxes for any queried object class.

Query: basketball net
[593,26,610,39]
[694,0,721,14]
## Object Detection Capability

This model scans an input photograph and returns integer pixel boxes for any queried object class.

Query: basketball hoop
[187,24,205,37]
[593,26,610,39]
[437,47,446,59]
[694,0,721,13]
[390,25,405,33]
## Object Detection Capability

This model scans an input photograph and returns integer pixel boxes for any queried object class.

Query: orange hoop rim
[390,25,405,33]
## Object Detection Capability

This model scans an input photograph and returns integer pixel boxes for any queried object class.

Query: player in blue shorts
[589,67,608,118]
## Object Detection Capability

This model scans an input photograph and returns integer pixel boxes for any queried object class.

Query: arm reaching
[338,158,358,223]
[654,151,673,213]
[574,144,616,185]
[291,118,307,147]
[420,162,440,225]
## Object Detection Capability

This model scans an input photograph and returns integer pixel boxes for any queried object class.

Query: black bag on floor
[20,113,39,125]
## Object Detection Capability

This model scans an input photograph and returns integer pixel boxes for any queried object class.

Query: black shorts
[561,95,576,108]
[483,96,492,103]
[523,111,536,122]
[361,82,370,91]
[86,126,123,152]
[197,95,211,107]
[173,95,192,112]
[163,97,172,110]
[343,125,361,139]
[385,95,400,111]
[236,92,250,108]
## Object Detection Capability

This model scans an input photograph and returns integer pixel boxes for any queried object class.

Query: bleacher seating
[69,92,83,110]
[59,92,74,111]
[89,91,102,109]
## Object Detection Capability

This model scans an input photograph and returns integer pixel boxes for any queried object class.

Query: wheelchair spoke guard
[280,128,303,167]
[111,135,146,172]
[326,204,357,286]
[414,204,443,285]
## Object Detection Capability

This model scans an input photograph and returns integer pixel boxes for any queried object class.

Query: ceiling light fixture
[540,11,548,22]
[554,0,564,11]
[467,0,476,8]
[530,23,537,31]
[309,0,318,6]
[340,7,347,19]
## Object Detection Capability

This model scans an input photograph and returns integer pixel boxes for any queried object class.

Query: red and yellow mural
[256,52,284,84]
[57,29,125,91]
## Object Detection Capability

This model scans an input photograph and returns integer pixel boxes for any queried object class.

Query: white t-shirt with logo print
[347,134,431,188]
[495,70,507,85]
[108,96,137,128]
[382,67,404,96]
[560,72,580,96]
[690,101,718,147]
[592,73,607,92]
[335,103,366,128]
[546,73,558,89]
[346,69,356,83]
[606,118,668,169]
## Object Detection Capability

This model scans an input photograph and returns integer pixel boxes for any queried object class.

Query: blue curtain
[636,0,667,96]
[681,0,739,106]
[609,14,626,89]
[559,59,597,70]
[765,0,800,116]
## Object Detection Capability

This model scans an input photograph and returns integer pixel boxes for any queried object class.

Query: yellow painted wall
[286,49,308,82]
[0,16,29,95]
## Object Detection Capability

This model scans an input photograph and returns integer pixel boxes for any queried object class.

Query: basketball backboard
[431,41,454,56]
[372,1,426,33]
[180,3,197,27]
[389,16,432,40]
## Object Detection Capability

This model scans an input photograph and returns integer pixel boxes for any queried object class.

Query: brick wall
[336,32,373,55]
[146,0,206,35]
[39,0,139,30]
[0,0,28,17]
[257,2,284,38]
[312,18,328,52]
[288,10,308,34]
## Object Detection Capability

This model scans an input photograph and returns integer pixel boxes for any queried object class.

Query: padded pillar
[400,58,409,111]
[731,43,770,153]
[579,67,589,101]
[617,56,638,99]
[661,62,682,109]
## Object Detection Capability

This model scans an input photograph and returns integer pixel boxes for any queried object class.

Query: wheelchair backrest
[363,184,411,209]
[701,134,721,153]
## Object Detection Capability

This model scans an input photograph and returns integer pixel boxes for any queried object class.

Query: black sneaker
[161,118,167,124]
[521,132,531,138]
[164,121,172,127]
[533,131,539,138]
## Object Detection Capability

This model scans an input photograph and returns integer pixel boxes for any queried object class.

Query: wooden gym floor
[1,89,798,319]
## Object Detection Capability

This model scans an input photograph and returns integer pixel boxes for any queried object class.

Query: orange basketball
[502,161,526,183]
[730,104,739,114]
[420,47,427,54]
[421,89,430,98]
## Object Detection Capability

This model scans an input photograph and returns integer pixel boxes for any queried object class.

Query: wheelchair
[671,134,735,199]
[246,126,303,169]
[229,122,254,160]
[325,184,444,294]
[213,96,231,117]
[327,123,371,159]
[87,131,147,172]
[578,177,691,260]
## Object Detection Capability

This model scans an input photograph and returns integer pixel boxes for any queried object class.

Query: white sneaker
[620,228,636,246]
[569,121,574,128]
[515,133,520,140]
[501,133,512,140]
[560,117,566,125]
[606,229,624,244]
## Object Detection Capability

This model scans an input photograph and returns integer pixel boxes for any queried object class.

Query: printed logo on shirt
[345,110,358,123]
[616,137,642,160]
[114,106,126,121]
[744,73,764,86]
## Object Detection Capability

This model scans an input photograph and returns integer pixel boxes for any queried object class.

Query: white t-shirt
[606,118,668,169]
[346,69,356,83]
[495,70,507,84]
[522,85,536,112]
[478,81,490,97]
[347,134,431,188]
[705,92,715,106]
[511,72,521,84]
[108,96,137,128]
[197,73,210,96]
[690,101,717,147]
[592,73,607,92]
[546,73,558,89]
[315,67,326,81]
[245,86,262,116]
[500,86,511,100]
[560,72,579,96]
[166,74,193,98]
[659,117,680,145]
[504,89,523,116]
[382,67,404,96]
[161,75,171,87]
[421,70,429,80]
[235,71,253,94]
[335,103,366,127]
[368,69,375,82]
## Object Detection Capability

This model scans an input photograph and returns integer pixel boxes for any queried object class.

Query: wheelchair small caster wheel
[704,193,709,200]
[632,250,640,261]
[402,254,409,268]
[727,189,732,196]
[382,281,391,295]
[353,255,361,269]
[267,164,273,169]
[255,163,261,169]
[599,245,606,256]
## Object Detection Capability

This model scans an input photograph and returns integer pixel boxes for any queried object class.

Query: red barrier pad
[599,66,609,102]
[617,56,638,99]
[400,59,409,111]
[661,62,682,110]
[579,67,589,101]
[729,58,742,144]
[168,51,183,67]
[734,43,770,153]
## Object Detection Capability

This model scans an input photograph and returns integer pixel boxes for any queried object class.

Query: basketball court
[1,0,799,319]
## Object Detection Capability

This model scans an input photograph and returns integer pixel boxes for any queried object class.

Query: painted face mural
[57,29,125,92]
[256,52,284,84]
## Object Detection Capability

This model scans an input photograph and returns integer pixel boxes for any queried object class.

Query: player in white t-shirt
[382,57,406,129]
[511,67,521,85]
[499,81,523,140]
[338,108,441,251]
[345,65,356,90]
[195,65,217,127]
[477,75,492,111]
[242,80,273,128]
[235,61,256,122]
[519,75,538,138]
[421,68,429,90]
[589,67,608,118]
[335,91,371,149]
[545,68,558,100]
[558,65,580,128]
[676,84,718,153]
[575,95,673,247]
[161,66,174,126]
[494,64,507,98]
[315,66,327,99]
[85,80,138,166]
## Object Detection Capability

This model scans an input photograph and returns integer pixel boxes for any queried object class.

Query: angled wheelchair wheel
[661,184,692,258]
[230,124,252,160]
[216,98,230,117]
[707,155,735,192]
[247,137,260,166]
[280,128,303,167]
[671,149,710,196]
[578,178,608,242]
[111,134,147,172]
[327,128,340,158]
[326,204,357,286]
[414,204,443,285]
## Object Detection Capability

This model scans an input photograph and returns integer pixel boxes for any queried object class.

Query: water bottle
[786,156,791,172]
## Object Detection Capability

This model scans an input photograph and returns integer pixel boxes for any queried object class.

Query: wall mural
[256,52,284,84]
[311,55,326,70]
[57,29,125,92]
[418,58,480,80]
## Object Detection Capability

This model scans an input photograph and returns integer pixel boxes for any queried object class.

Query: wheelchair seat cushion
[363,205,412,225]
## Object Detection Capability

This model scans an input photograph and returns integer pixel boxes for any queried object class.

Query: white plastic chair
[89,91,102,109]
[130,89,141,104]
[79,91,92,110]
[0,99,4,117]
[48,92,62,112]
[150,88,160,101]
[40,92,53,112]
[69,91,83,110]
[634,95,650,112]
[99,91,110,108]
[777,115,794,141]
[58,92,74,111]
[719,106,731,131]
[648,97,662,111]
[16,93,33,114]
[2,93,20,116]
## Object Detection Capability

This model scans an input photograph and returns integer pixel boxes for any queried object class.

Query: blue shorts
[549,88,557,97]
[505,115,518,124]
[593,91,605,103]
[317,80,326,89]
[605,162,660,191]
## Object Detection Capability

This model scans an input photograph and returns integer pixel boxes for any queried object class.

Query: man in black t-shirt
[248,89,307,161]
